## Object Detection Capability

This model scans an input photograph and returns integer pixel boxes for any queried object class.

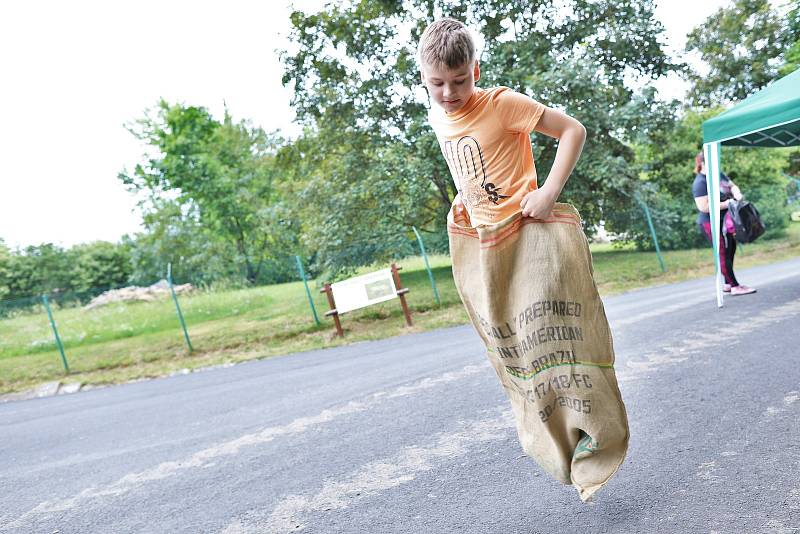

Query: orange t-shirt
[427,86,546,226]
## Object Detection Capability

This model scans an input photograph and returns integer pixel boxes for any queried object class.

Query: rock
[58,383,82,395]
[35,381,61,398]
[84,280,195,310]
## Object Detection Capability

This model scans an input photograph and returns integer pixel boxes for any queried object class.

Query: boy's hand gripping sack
[448,202,629,501]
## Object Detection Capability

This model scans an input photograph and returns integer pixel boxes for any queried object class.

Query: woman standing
[692,152,756,296]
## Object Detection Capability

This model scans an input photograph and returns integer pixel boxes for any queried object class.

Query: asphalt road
[2,257,799,534]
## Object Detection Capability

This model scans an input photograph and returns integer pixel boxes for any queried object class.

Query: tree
[67,241,133,293]
[281,0,677,273]
[779,2,800,77]
[9,244,73,297]
[0,239,132,303]
[277,129,435,275]
[620,107,792,250]
[120,101,300,284]
[123,198,239,286]
[685,0,793,106]
[677,0,798,247]
[0,239,10,300]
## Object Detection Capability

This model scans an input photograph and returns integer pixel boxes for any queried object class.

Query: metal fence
[0,228,445,392]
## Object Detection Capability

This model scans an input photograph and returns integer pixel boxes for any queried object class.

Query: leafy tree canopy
[685,0,795,106]
[120,101,300,284]
[0,240,11,300]
[779,2,800,77]
[281,0,678,273]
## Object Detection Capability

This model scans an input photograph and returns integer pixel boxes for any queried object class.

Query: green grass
[590,223,800,293]
[2,224,799,395]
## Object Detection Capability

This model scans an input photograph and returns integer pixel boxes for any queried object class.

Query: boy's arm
[520,107,586,219]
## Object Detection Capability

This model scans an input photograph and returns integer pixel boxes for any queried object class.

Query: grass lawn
[2,223,799,395]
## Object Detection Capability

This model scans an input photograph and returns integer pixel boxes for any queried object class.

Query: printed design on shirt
[443,135,509,211]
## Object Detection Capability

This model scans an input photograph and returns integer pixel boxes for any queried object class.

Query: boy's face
[420,60,480,114]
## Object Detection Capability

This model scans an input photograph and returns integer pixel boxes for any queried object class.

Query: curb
[0,381,84,403]
[0,362,238,404]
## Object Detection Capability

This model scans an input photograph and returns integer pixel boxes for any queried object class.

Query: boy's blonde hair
[418,18,476,69]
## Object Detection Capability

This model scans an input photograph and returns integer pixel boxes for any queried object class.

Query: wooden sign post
[320,264,413,337]
[391,263,413,327]
[320,282,344,337]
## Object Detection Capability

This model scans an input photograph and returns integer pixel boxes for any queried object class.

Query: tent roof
[702,68,800,147]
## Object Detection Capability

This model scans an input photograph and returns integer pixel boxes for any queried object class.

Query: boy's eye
[455,80,465,85]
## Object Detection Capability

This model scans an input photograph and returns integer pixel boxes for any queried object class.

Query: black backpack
[728,199,766,244]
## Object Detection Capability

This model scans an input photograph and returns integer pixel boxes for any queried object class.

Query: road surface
[2,257,799,533]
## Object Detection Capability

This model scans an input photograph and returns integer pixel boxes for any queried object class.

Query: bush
[746,182,791,239]
[604,190,706,252]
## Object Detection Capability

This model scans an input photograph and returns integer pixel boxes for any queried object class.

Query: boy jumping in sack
[418,18,629,501]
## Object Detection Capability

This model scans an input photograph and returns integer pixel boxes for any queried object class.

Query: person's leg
[725,231,757,295]
[700,222,736,287]
[722,232,739,287]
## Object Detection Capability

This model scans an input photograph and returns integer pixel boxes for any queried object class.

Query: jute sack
[448,201,629,501]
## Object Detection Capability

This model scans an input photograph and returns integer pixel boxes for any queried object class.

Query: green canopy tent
[701,68,800,307]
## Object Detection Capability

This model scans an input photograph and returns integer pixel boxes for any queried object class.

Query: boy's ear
[473,60,480,82]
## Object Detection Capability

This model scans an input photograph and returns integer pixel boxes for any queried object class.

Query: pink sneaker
[723,284,731,293]
[731,285,756,296]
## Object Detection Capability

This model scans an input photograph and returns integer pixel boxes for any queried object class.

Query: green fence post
[412,226,441,306]
[295,255,320,326]
[635,194,666,273]
[42,295,70,373]
[167,263,193,352]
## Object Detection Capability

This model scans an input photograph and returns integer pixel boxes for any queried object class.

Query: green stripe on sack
[504,361,615,380]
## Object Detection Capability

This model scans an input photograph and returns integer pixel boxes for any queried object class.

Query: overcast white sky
[0,0,728,249]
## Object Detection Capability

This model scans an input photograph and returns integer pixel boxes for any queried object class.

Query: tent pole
[704,142,724,308]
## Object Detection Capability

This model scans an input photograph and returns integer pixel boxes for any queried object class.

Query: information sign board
[330,268,397,314]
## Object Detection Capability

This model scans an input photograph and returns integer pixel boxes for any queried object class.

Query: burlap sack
[448,201,629,501]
